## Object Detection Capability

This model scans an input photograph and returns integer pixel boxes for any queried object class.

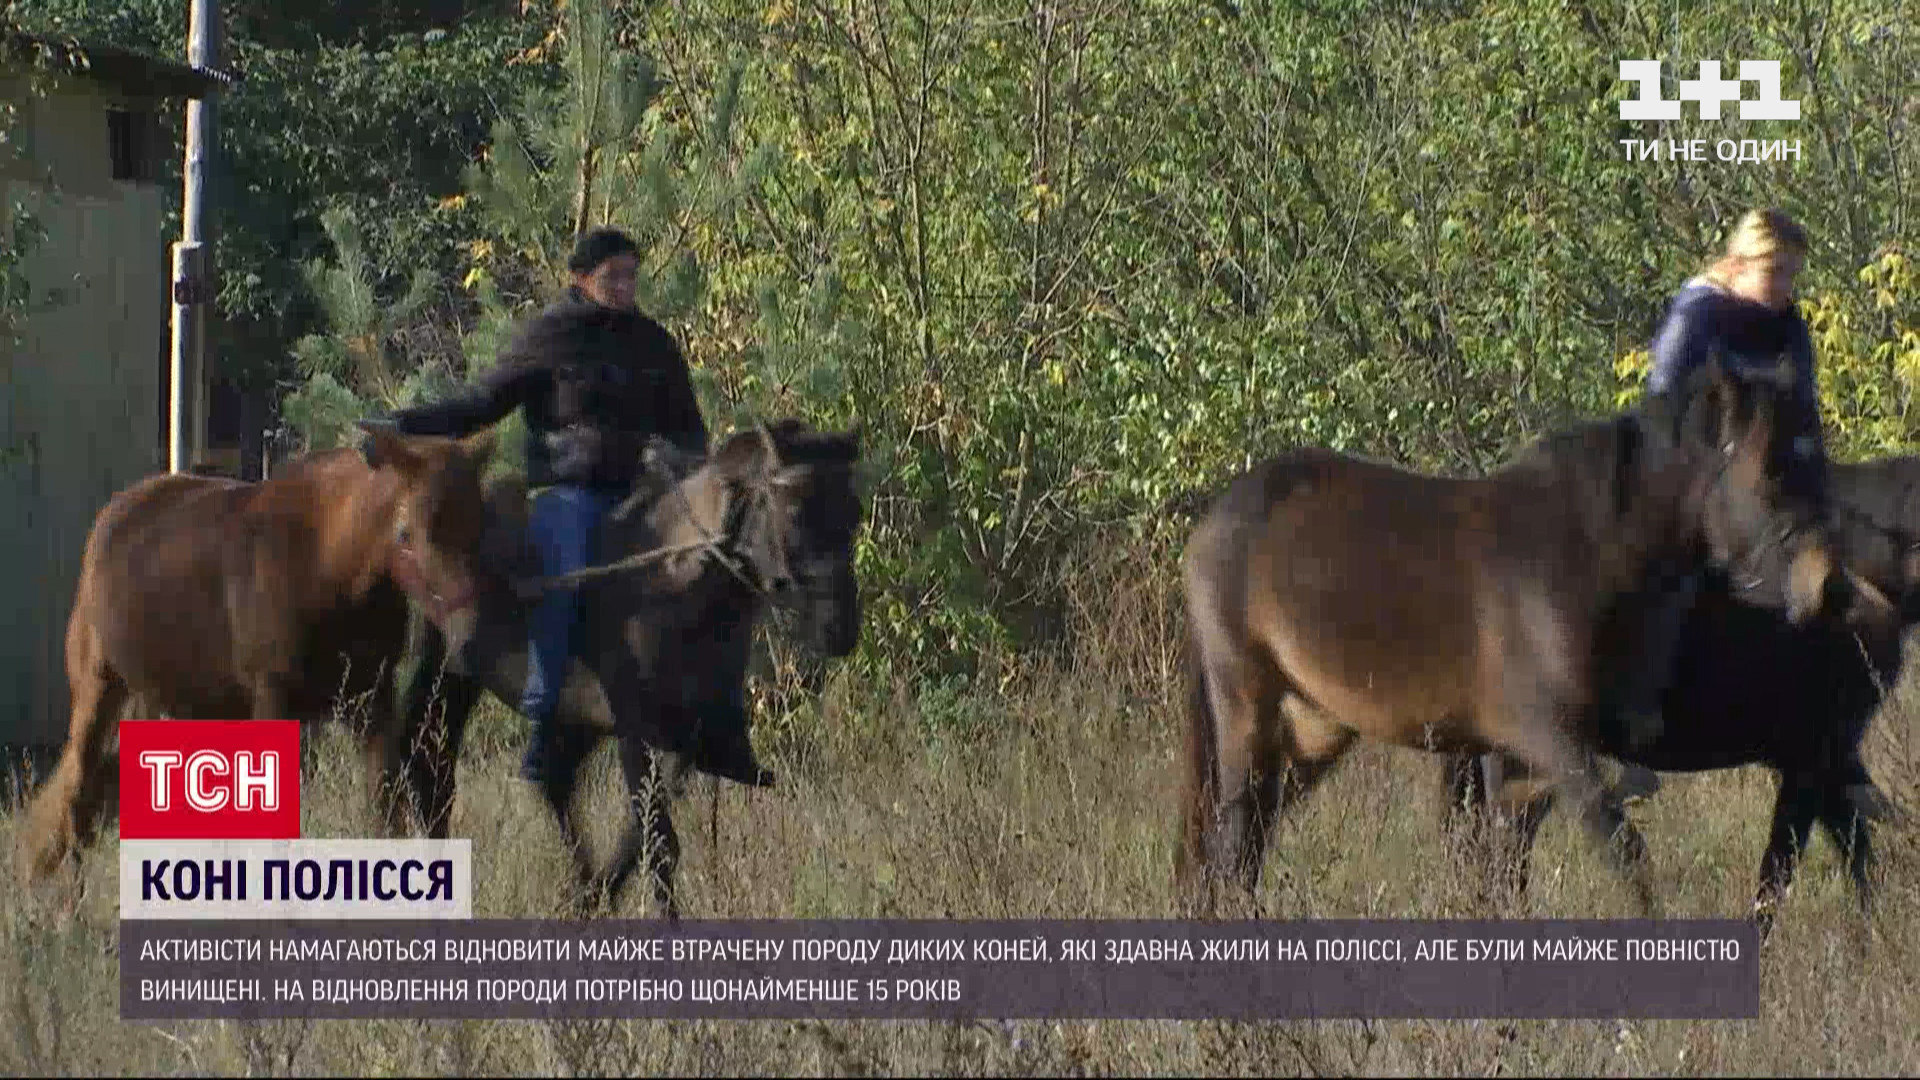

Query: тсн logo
[118,720,301,841]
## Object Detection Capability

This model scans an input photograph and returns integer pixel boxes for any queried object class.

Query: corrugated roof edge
[3,29,239,99]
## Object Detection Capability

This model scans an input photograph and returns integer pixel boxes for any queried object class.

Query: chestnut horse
[15,423,497,883]
[1175,358,1845,917]
[1444,452,1920,939]
[389,419,865,918]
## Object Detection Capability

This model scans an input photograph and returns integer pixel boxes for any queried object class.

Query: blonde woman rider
[1615,208,1828,798]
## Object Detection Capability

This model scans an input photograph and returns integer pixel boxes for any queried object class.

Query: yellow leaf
[436,193,469,212]
[462,267,485,291]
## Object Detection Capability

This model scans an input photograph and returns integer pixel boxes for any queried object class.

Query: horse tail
[1176,603,1219,890]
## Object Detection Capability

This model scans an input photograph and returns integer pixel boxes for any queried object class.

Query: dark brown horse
[15,423,497,883]
[389,419,865,918]
[1175,358,1847,917]
[1444,453,1920,939]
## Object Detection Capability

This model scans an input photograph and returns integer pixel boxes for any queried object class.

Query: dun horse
[391,419,864,918]
[1175,358,1846,916]
[16,423,497,884]
[1445,453,1920,938]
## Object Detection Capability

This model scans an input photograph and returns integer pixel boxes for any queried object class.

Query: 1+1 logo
[1615,60,1801,164]
[1617,59,1801,121]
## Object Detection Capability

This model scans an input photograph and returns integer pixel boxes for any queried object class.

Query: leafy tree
[12,0,1920,701]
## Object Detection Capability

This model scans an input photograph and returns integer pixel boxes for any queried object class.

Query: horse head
[1645,347,1838,627]
[356,419,498,652]
[620,420,866,660]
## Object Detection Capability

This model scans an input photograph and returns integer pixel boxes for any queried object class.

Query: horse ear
[642,437,699,485]
[1839,568,1898,635]
[459,429,498,467]
[357,420,423,477]
[790,430,862,465]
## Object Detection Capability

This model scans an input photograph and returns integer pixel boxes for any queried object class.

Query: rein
[512,424,791,599]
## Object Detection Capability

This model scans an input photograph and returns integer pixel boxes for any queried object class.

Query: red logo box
[118,721,301,840]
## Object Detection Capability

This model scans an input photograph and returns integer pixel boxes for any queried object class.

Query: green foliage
[0,10,53,376]
[611,0,1918,693]
[22,0,1920,709]
[8,0,550,391]
[290,205,439,405]
[278,371,371,452]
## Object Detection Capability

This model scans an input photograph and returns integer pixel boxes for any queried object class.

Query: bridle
[387,508,477,623]
[1693,406,1814,598]
[517,423,802,599]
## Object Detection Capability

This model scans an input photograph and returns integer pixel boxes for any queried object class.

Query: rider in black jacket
[377,227,770,788]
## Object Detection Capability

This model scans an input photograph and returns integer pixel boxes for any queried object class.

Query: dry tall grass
[4,539,1918,1076]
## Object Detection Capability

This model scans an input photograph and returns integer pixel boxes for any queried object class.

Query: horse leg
[395,619,482,840]
[1477,752,1556,911]
[1254,693,1355,899]
[1752,773,1821,943]
[19,625,129,882]
[1818,786,1878,936]
[1499,701,1655,916]
[1182,638,1282,910]
[538,724,599,909]
[358,659,416,838]
[1441,752,1493,836]
[598,728,691,922]
[249,673,288,721]
[1819,761,1883,925]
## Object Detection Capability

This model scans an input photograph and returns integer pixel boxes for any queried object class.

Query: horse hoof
[1750,894,1782,944]
[16,821,76,886]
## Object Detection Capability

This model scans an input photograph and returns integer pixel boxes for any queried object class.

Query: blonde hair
[1702,208,1809,289]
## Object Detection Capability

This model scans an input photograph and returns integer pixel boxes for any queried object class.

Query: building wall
[1,80,168,751]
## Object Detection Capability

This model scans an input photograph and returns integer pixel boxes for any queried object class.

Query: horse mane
[258,446,367,487]
[1488,370,1716,526]
[708,418,861,474]
[1829,454,1920,535]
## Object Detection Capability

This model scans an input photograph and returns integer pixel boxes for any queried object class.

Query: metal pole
[168,0,217,473]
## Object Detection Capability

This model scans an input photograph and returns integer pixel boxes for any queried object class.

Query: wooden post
[168,0,218,474]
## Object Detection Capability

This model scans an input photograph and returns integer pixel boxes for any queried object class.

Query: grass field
[4,551,1918,1076]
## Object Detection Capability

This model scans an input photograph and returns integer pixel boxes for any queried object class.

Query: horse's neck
[640,465,771,613]
[646,467,730,550]
[1491,418,1697,591]
[1830,457,1920,531]
[298,458,404,600]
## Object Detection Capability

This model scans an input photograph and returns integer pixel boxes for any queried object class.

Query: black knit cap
[567,226,641,275]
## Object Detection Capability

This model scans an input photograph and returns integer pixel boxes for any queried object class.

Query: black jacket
[390,288,709,492]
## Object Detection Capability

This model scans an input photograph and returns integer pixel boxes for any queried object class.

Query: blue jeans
[520,485,618,731]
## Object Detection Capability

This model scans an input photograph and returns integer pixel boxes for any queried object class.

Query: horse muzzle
[424,583,478,623]
[1783,542,1837,626]
[389,547,480,629]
